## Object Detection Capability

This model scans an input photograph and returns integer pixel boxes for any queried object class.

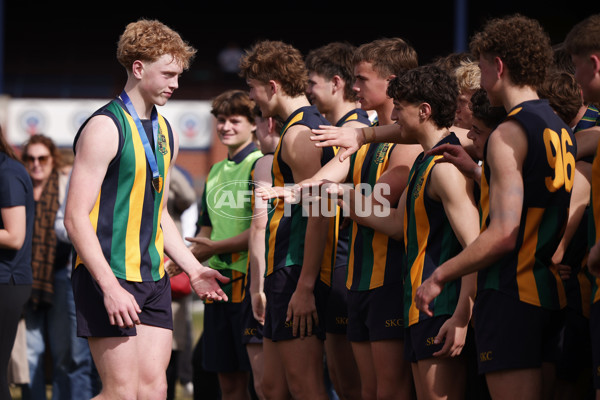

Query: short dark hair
[305,42,358,102]
[387,64,458,128]
[537,71,583,125]
[211,90,256,124]
[469,89,506,129]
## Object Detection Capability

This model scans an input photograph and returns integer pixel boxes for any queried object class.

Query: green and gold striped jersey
[478,100,574,310]
[73,98,173,282]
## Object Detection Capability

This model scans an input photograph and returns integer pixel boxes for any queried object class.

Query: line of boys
[303,12,600,400]
[63,12,600,400]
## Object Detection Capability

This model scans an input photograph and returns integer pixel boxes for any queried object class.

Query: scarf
[30,170,59,309]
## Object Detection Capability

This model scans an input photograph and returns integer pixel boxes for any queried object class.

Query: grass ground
[9,301,205,400]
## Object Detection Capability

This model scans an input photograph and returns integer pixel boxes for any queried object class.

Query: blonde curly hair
[455,60,481,92]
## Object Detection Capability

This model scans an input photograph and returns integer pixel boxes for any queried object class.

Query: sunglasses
[24,154,51,166]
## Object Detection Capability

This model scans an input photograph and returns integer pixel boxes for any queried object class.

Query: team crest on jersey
[157,130,168,155]
[413,175,425,199]
[374,143,390,164]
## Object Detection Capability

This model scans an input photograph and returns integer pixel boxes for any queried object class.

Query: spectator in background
[54,168,102,399]
[0,125,34,400]
[21,134,96,400]
[166,165,198,400]
[184,90,262,400]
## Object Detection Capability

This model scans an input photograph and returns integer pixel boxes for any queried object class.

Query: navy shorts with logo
[240,289,263,345]
[325,265,350,335]
[347,280,405,342]
[72,265,173,338]
[473,289,564,375]
[404,315,449,362]
[263,265,328,341]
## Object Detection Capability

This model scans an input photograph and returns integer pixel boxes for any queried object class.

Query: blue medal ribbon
[119,90,163,192]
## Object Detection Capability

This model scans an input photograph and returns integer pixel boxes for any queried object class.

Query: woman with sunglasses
[0,126,34,400]
[20,134,96,399]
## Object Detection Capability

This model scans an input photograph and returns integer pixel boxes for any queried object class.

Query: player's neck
[419,126,450,152]
[279,95,311,121]
[571,105,589,129]
[501,85,539,112]
[122,84,154,119]
[228,137,254,159]
[374,100,395,126]
[326,101,358,126]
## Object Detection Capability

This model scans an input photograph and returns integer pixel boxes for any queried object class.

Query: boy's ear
[132,60,144,79]
[591,53,600,75]
[419,103,432,119]
[268,80,279,94]
[494,56,505,79]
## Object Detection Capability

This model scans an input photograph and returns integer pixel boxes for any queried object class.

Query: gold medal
[152,176,163,193]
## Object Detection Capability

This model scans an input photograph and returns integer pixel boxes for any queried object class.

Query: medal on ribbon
[152,176,163,193]
[120,91,163,193]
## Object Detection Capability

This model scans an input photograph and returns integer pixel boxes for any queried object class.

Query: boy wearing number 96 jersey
[415,14,576,400]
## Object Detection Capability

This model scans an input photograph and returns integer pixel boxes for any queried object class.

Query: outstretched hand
[186,236,215,263]
[325,183,356,218]
[189,267,230,302]
[310,125,364,162]
[425,143,480,182]
[255,184,302,203]
[165,258,183,277]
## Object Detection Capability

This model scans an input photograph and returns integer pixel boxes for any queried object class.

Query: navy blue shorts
[263,265,328,341]
[72,265,173,338]
[556,307,591,382]
[473,289,564,374]
[240,290,263,345]
[404,315,449,362]
[202,301,251,372]
[590,301,600,389]
[325,265,349,335]
[347,280,405,342]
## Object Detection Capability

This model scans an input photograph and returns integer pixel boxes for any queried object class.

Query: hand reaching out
[186,236,215,262]
[425,143,481,182]
[189,267,230,302]
[310,125,365,162]
[165,258,183,277]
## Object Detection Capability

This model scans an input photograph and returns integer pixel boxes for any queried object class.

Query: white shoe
[182,382,194,396]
